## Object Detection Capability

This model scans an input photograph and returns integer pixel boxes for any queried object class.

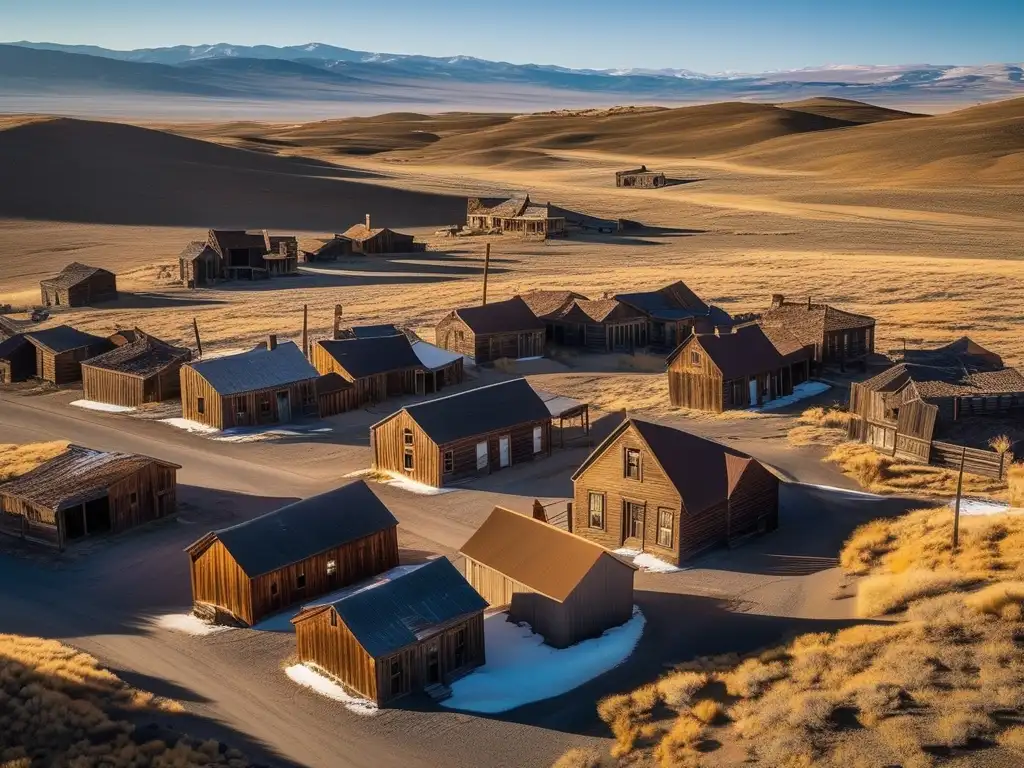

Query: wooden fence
[930,441,1011,481]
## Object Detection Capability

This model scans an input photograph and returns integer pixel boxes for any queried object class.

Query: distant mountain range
[0,41,1021,115]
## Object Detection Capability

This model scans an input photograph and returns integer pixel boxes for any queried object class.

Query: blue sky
[2,0,1020,71]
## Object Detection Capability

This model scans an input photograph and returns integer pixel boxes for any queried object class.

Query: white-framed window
[403,428,414,470]
[326,559,337,576]
[657,508,674,548]
[588,492,605,529]
[625,448,642,480]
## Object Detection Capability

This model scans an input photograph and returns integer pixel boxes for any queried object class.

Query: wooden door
[532,426,542,454]
[748,379,758,407]
[476,441,488,470]
[623,501,645,549]
[276,391,291,422]
[415,370,425,395]
[498,436,511,468]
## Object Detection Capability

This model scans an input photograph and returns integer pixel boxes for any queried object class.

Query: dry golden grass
[0,634,250,767]
[1009,462,1024,507]
[998,725,1024,753]
[549,747,602,768]
[653,716,706,768]
[857,570,981,615]
[787,407,853,447]
[690,699,725,725]
[0,441,69,482]
[656,671,709,707]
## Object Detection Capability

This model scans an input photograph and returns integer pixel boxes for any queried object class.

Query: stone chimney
[267,334,277,351]
[771,293,784,308]
[365,213,371,230]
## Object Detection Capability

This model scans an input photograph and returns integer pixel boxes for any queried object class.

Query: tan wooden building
[760,295,876,371]
[186,481,399,627]
[520,290,648,352]
[81,332,191,407]
[371,378,553,488]
[571,419,779,565]
[24,326,113,385]
[190,229,299,283]
[292,558,487,705]
[616,282,733,350]
[436,296,546,364]
[466,196,567,238]
[460,506,635,648]
[0,445,179,550]
[40,263,118,307]
[340,216,417,254]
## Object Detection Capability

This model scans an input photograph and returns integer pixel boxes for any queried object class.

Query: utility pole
[301,304,309,360]
[192,317,203,359]
[952,446,967,550]
[482,243,491,305]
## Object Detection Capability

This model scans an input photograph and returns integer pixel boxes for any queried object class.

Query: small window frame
[588,491,606,530]
[296,572,306,590]
[624,447,642,481]
[196,397,205,415]
[657,508,674,549]
[443,450,454,474]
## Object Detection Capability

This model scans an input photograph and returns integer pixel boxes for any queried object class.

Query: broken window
[625,448,642,480]
[589,492,605,529]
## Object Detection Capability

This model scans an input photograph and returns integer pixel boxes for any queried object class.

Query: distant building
[520,289,648,352]
[760,295,876,371]
[24,326,113,385]
[616,281,732,350]
[40,263,118,307]
[615,165,667,188]
[81,331,192,407]
[466,195,567,238]
[0,335,35,384]
[340,215,418,255]
[180,229,299,286]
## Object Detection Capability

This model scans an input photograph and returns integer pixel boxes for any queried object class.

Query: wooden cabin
[316,372,359,417]
[178,241,222,288]
[81,332,191,407]
[0,334,36,384]
[24,326,113,385]
[302,235,353,263]
[340,216,417,254]
[571,419,779,566]
[0,445,179,550]
[520,290,648,352]
[666,323,813,412]
[616,282,732,350]
[409,339,465,394]
[292,558,487,705]
[204,229,299,281]
[371,378,553,488]
[186,481,399,627]
[180,337,319,429]
[615,166,666,188]
[40,263,118,307]
[466,196,567,238]
[460,507,635,648]
[312,334,423,404]
[435,297,546,364]
[760,295,875,371]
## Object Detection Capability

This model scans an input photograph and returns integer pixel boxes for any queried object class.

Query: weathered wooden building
[340,216,418,254]
[571,419,779,566]
[435,297,546,364]
[0,334,36,384]
[312,334,424,404]
[178,241,222,288]
[24,326,112,385]
[615,166,667,188]
[81,332,191,407]
[180,338,319,429]
[316,372,359,417]
[203,229,299,281]
[186,481,400,626]
[760,295,875,371]
[616,282,733,350]
[666,323,813,412]
[466,196,567,238]
[292,557,487,705]
[0,445,179,550]
[520,290,648,352]
[460,506,635,648]
[39,263,118,307]
[302,235,353,262]
[409,339,465,394]
[371,378,553,488]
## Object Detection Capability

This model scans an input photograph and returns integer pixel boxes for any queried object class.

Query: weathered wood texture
[931,442,1011,480]
[40,271,118,308]
[0,342,36,383]
[318,386,360,417]
[435,315,545,364]
[34,346,104,385]
[82,361,187,407]
[180,365,318,429]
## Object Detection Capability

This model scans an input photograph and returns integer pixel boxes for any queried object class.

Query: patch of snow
[516,355,544,362]
[798,483,886,498]
[214,425,333,443]
[381,472,456,496]
[750,381,831,412]
[443,607,646,713]
[285,664,379,716]
[160,417,220,434]
[614,548,681,573]
[955,498,1011,517]
[153,613,230,636]
[70,399,136,414]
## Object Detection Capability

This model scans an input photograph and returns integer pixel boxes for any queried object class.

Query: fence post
[952,446,966,551]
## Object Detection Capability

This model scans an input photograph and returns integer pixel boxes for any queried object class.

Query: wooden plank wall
[931,442,1010,480]
[372,411,442,487]
[559,556,635,647]
[107,464,177,532]
[295,608,378,701]
[463,557,537,607]
[82,367,145,407]
[475,331,545,364]
[667,339,724,411]
[318,387,359,417]
[435,316,477,359]
[181,366,318,429]
[726,463,779,539]
[190,539,254,624]
[443,421,550,484]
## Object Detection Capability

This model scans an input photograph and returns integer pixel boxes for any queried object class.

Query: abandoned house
[0,335,36,384]
[847,337,1024,475]
[520,290,649,352]
[616,282,733,350]
[466,196,567,238]
[312,334,425,404]
[340,216,418,255]
[570,418,780,566]
[460,506,635,648]
[81,332,192,408]
[24,326,113,385]
[200,229,299,282]
[666,323,813,412]
[178,240,222,288]
[436,296,546,364]
[179,337,319,429]
[615,166,667,188]
[186,480,400,627]
[292,557,487,706]
[302,235,353,262]
[315,372,358,418]
[371,378,553,488]
[0,445,179,550]
[39,263,118,308]
[760,295,876,371]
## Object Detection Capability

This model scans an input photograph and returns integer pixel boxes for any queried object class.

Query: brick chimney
[771,293,784,308]
[365,213,371,230]
[267,334,277,351]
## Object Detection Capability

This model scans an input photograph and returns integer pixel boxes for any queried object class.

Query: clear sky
[2,0,1021,72]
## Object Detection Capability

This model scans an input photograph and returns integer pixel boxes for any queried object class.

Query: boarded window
[391,656,404,696]
[690,351,701,366]
[329,611,337,627]
[129,492,138,507]
[443,450,454,474]
[657,508,674,548]
[270,582,278,595]
[296,572,306,589]
[197,397,205,414]
[403,428,414,470]
[625,448,642,480]
[589,492,605,529]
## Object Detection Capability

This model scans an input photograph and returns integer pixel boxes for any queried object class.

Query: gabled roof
[567,298,638,324]
[761,299,875,337]
[451,297,545,335]
[0,315,29,340]
[519,290,589,320]
[0,333,31,361]
[467,196,530,218]
[758,322,812,361]
[860,361,1024,399]
[39,262,111,290]
[410,340,463,371]
[317,335,422,379]
[340,223,386,242]
[460,507,633,603]
[350,324,400,339]
[188,340,317,396]
[668,324,788,380]
[81,335,190,377]
[299,558,486,658]
[615,281,712,321]
[187,480,397,577]
[25,326,110,354]
[0,445,180,513]
[381,378,551,446]
[180,241,218,262]
[901,336,1004,370]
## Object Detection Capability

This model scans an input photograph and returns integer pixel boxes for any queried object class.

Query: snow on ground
[153,613,231,636]
[751,381,831,412]
[215,425,333,443]
[801,482,885,498]
[614,548,681,573]
[381,472,456,496]
[285,664,378,716]
[443,607,646,713]
[955,498,1011,516]
[516,355,544,362]
[160,417,219,434]
[70,399,136,414]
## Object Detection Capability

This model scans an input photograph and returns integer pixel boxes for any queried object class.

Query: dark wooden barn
[520,290,648,352]
[615,166,667,188]
[178,241,222,288]
[0,334,36,384]
[24,326,113,385]
[205,229,299,281]
[571,419,779,566]
[340,216,417,255]
[180,337,319,429]
[371,378,553,488]
[292,557,487,705]
[435,296,546,364]
[0,445,179,550]
[39,263,118,308]
[81,332,191,407]
[312,334,424,405]
[616,282,733,351]
[460,506,635,648]
[186,481,400,627]
[760,295,875,371]
[666,323,813,412]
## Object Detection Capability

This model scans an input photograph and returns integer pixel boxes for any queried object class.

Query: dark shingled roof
[519,290,588,320]
[861,362,1024,399]
[313,558,487,658]
[351,325,400,339]
[761,299,875,340]
[387,378,551,445]
[194,481,398,577]
[615,281,711,321]
[39,262,111,290]
[668,323,802,380]
[315,372,353,396]
[25,326,110,354]
[81,335,191,377]
[180,241,217,262]
[901,337,1004,370]
[188,340,317,396]
[0,333,31,361]
[452,297,545,335]
[317,335,421,379]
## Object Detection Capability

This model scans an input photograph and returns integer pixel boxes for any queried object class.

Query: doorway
[426,641,440,685]
[623,502,645,548]
[276,391,291,422]
[476,441,488,471]
[63,506,86,541]
[415,370,426,396]
[748,379,759,407]
[498,436,511,468]
[84,496,111,534]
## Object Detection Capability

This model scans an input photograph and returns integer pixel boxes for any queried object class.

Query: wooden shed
[179,337,319,429]
[341,216,417,255]
[292,558,487,705]
[0,445,179,550]
[615,166,667,188]
[616,282,732,350]
[760,295,875,371]
[460,506,635,648]
[435,296,546,364]
[0,334,36,384]
[81,332,191,407]
[409,339,465,393]
[186,481,400,627]
[520,290,648,352]
[371,378,553,488]
[24,326,113,385]
[40,263,118,307]
[205,229,299,281]
[571,419,779,566]
[312,334,423,404]
[178,241,222,288]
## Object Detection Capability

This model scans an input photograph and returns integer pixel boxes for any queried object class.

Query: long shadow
[301,258,512,277]
[100,292,230,309]
[204,272,460,292]
[661,178,707,188]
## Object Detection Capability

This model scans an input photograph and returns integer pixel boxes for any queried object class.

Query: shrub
[723,659,787,698]
[690,699,724,725]
[931,711,994,747]
[550,747,601,768]
[988,434,1013,458]
[967,581,1024,616]
[998,726,1024,753]
[857,570,980,616]
[1009,462,1024,508]
[653,716,705,768]
[656,671,708,708]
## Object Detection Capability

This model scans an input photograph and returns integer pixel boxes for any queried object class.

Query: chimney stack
[365,213,371,231]
[807,296,812,310]
[267,334,278,351]
[771,293,784,308]
[333,304,343,339]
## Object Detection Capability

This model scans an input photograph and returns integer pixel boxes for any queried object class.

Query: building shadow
[103,292,230,309]
[661,178,707,188]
